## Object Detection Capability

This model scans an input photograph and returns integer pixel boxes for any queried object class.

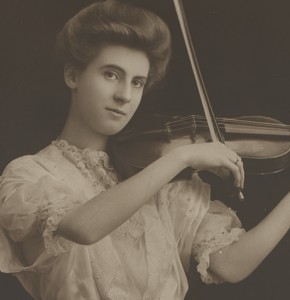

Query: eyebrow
[101,64,148,80]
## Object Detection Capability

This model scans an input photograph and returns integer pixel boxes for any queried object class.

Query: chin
[98,118,130,136]
[103,126,125,136]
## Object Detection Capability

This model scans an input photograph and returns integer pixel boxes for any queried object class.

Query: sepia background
[0,0,289,299]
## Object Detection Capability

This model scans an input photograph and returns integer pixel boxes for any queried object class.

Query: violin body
[223,116,290,174]
[109,114,290,180]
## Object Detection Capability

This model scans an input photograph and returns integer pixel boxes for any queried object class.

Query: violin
[109,113,290,180]
[110,0,290,200]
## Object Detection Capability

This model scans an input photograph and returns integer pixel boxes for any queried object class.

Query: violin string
[167,114,290,128]
[167,115,290,130]
[168,124,290,133]
[216,118,290,128]
[167,120,290,135]
[168,122,290,134]
[166,124,290,136]
[167,123,290,132]
[169,120,290,130]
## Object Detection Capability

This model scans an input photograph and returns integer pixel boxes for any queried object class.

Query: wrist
[172,145,193,170]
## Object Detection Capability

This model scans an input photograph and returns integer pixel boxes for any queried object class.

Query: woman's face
[67,45,150,139]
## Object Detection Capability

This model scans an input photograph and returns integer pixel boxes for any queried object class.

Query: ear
[64,64,79,89]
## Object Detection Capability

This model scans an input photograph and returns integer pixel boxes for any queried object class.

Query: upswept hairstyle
[55,0,172,90]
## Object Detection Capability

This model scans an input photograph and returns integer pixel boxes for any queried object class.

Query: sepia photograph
[0,0,289,299]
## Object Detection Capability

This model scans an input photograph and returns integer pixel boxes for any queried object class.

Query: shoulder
[0,143,89,202]
[0,143,82,209]
[2,143,68,177]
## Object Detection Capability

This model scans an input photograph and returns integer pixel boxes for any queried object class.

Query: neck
[59,106,108,152]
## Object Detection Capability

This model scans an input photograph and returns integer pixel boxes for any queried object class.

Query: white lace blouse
[0,140,245,300]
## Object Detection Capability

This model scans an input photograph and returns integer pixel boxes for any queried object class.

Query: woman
[0,1,289,299]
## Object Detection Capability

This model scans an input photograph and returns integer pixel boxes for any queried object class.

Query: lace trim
[111,211,145,240]
[38,192,81,256]
[52,139,118,189]
[194,227,245,284]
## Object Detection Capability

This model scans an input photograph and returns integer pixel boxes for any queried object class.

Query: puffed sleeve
[0,157,85,264]
[191,200,246,284]
[160,173,246,284]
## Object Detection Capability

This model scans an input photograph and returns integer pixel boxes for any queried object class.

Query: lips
[106,107,126,115]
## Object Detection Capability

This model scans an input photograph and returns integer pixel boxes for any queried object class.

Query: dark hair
[55,0,171,90]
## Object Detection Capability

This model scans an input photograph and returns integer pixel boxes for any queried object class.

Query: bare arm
[209,191,290,283]
[57,146,187,244]
[57,142,243,244]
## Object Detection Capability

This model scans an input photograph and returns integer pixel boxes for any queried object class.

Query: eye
[131,79,145,89]
[104,71,118,81]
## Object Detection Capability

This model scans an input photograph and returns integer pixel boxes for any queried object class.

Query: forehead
[89,44,150,77]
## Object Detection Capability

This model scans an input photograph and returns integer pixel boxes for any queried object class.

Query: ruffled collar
[52,139,118,189]
[52,139,112,169]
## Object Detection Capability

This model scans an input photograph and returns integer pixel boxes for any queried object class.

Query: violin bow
[173,0,244,200]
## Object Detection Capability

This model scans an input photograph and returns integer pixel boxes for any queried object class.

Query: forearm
[209,192,290,283]
[57,147,187,244]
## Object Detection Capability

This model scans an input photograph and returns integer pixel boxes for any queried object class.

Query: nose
[113,83,132,104]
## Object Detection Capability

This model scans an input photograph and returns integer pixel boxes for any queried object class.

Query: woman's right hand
[177,141,244,189]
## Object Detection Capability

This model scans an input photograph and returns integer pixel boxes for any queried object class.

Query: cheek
[76,90,102,123]
[129,94,143,114]
[77,72,108,97]
[77,82,106,114]
[78,80,100,100]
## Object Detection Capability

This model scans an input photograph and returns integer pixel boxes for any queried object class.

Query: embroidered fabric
[192,199,246,284]
[208,200,242,228]
[111,211,145,240]
[194,227,245,284]
[39,191,79,256]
